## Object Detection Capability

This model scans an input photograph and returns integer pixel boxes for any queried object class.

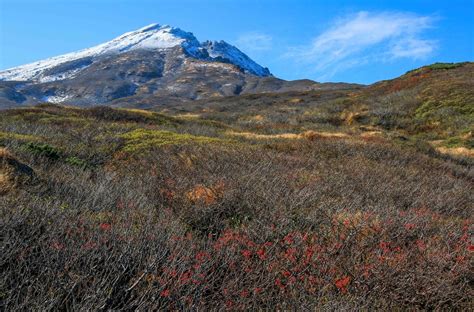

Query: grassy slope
[359,62,473,139]
[1,101,473,310]
[0,63,473,310]
[155,62,473,155]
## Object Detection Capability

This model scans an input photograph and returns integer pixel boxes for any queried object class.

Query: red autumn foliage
[335,276,351,293]
[241,249,252,259]
[160,289,170,298]
[99,223,111,231]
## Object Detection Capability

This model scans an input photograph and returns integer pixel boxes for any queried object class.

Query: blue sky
[1,0,473,83]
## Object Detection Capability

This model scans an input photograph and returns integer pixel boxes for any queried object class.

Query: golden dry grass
[176,113,201,119]
[436,146,474,158]
[226,130,349,140]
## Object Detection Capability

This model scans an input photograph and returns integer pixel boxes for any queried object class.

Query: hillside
[156,62,472,156]
[1,81,473,310]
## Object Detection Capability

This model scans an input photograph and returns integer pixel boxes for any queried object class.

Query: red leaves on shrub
[195,251,210,262]
[51,241,65,250]
[241,249,252,259]
[304,246,315,263]
[240,289,249,298]
[160,289,170,297]
[284,248,297,262]
[132,210,470,307]
[263,241,273,247]
[275,278,285,290]
[416,240,426,251]
[379,242,390,253]
[99,223,111,231]
[335,276,351,293]
[283,233,294,245]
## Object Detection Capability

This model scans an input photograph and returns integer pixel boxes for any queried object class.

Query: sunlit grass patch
[0,131,41,144]
[225,130,349,141]
[36,115,91,125]
[175,113,201,119]
[436,146,474,158]
[120,129,224,152]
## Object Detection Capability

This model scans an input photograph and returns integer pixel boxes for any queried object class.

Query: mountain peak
[136,23,163,32]
[0,23,271,82]
[102,23,200,52]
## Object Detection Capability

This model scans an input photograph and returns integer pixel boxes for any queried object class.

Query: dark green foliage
[83,106,175,125]
[23,142,61,160]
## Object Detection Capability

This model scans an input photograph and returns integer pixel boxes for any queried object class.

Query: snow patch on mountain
[38,65,90,83]
[0,23,271,82]
[202,41,271,77]
[42,94,71,104]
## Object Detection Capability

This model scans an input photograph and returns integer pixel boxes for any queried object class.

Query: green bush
[23,142,61,160]
[426,62,465,70]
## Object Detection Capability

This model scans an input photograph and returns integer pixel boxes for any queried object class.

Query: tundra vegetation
[1,63,473,310]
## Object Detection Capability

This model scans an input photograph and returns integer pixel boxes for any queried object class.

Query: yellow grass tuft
[436,146,474,158]
[226,130,349,141]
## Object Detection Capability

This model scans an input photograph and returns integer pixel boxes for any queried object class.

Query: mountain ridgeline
[0,23,351,108]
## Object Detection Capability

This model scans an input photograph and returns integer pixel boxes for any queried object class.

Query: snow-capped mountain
[0,24,270,83]
[0,23,332,108]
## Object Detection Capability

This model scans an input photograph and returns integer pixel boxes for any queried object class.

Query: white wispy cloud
[235,32,273,53]
[286,11,437,78]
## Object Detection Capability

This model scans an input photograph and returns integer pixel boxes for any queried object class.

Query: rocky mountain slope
[0,24,350,108]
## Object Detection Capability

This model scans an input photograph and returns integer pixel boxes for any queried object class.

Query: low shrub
[23,142,61,160]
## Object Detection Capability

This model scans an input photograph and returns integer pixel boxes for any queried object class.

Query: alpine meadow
[1,1,473,310]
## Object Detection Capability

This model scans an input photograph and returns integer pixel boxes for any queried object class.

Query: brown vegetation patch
[0,148,34,194]
[186,181,225,205]
[341,111,366,125]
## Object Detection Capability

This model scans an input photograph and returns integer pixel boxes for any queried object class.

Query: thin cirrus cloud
[235,32,273,53]
[286,11,438,79]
